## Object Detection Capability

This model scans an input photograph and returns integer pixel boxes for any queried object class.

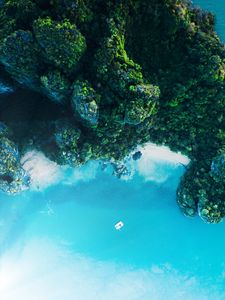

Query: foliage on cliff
[0,0,225,223]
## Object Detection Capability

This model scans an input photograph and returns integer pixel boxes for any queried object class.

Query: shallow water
[1,1,225,300]
[0,145,225,299]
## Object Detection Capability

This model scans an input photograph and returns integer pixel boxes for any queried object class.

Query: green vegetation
[94,18,159,125]
[0,0,224,223]
[3,0,40,28]
[54,121,81,166]
[0,30,40,87]
[40,70,71,104]
[71,80,100,126]
[33,17,86,74]
[52,0,93,25]
[0,123,30,194]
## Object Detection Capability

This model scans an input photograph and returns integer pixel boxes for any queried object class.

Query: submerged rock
[112,163,132,179]
[132,151,142,161]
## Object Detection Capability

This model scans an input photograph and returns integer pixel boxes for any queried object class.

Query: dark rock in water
[132,151,142,161]
[112,163,131,179]
[100,161,109,171]
[0,174,13,183]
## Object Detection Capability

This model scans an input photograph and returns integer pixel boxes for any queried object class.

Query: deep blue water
[1,2,225,299]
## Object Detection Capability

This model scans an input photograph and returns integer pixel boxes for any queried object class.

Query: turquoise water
[1,2,225,299]
[192,0,225,41]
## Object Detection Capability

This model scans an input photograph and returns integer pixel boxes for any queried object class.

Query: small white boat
[115,221,124,230]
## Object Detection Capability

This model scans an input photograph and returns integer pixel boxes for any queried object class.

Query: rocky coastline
[0,0,225,223]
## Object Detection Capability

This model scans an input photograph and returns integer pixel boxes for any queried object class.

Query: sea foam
[21,150,64,190]
[20,144,190,191]
[135,143,190,183]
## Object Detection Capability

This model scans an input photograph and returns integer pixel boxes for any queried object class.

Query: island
[0,0,224,223]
